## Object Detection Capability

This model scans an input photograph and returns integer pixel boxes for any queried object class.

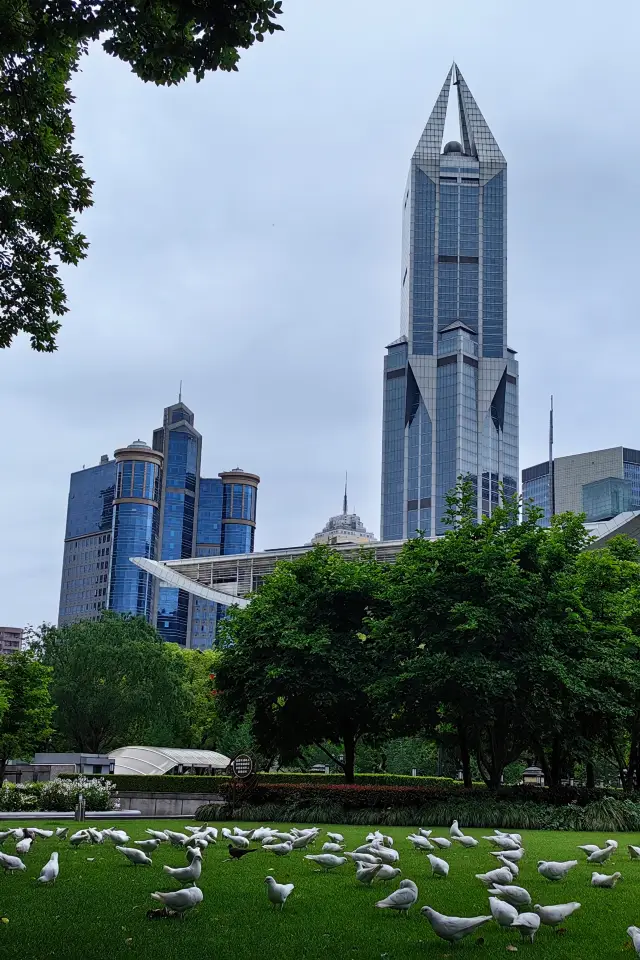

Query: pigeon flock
[1,819,640,949]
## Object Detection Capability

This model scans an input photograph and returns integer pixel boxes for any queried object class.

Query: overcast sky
[2,0,640,627]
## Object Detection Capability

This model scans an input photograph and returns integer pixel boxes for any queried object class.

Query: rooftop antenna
[178,380,182,403]
[548,395,555,522]
[343,472,348,516]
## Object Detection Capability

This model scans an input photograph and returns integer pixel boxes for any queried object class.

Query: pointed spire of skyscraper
[343,472,348,516]
[454,64,505,163]
[413,64,454,160]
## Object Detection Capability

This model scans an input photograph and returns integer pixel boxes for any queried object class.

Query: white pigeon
[578,843,601,856]
[495,830,523,844]
[344,851,381,865]
[164,830,188,847]
[227,835,250,850]
[265,875,294,910]
[591,871,622,887]
[374,865,402,882]
[511,912,541,942]
[587,845,615,864]
[490,847,525,862]
[186,836,208,851]
[483,835,520,851]
[268,832,295,843]
[369,843,400,864]
[475,866,513,887]
[322,842,344,853]
[534,902,581,927]
[266,841,293,857]
[106,829,130,845]
[0,851,26,873]
[134,839,161,852]
[430,837,452,850]
[367,831,384,843]
[87,828,104,844]
[427,854,449,878]
[354,842,376,854]
[55,827,68,839]
[538,859,578,881]
[489,896,518,929]
[304,854,346,872]
[605,839,619,850]
[419,828,433,839]
[407,834,434,851]
[421,906,492,942]
[628,926,640,955]
[453,835,479,848]
[70,829,90,847]
[16,838,32,855]
[184,825,203,834]
[487,884,532,906]
[30,828,53,839]
[355,862,382,885]
[327,832,344,843]
[38,852,59,884]
[204,827,218,841]
[449,820,464,839]
[382,835,394,847]
[496,854,519,877]
[291,834,315,850]
[146,829,169,842]
[12,829,24,840]
[115,845,152,867]
[164,851,202,883]
[629,845,640,860]
[150,886,203,916]
[376,879,418,915]
[252,828,274,842]
[233,827,256,839]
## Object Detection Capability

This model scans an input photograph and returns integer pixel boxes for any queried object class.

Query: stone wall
[117,791,224,817]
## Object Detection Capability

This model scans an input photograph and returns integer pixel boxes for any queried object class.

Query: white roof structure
[108,746,230,776]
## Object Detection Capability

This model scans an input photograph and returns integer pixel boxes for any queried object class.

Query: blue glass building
[381,64,519,539]
[58,455,116,625]
[108,441,163,619]
[152,403,202,646]
[58,401,259,645]
[190,469,260,649]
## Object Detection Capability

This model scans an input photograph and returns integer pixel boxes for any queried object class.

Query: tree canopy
[216,545,393,781]
[35,613,190,752]
[0,0,283,350]
[0,650,53,780]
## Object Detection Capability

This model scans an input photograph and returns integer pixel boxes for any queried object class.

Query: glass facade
[108,449,161,621]
[381,64,518,540]
[156,405,201,647]
[58,459,116,625]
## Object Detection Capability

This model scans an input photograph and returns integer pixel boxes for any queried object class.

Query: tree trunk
[586,761,595,789]
[340,729,356,783]
[550,735,563,787]
[457,723,473,788]
[0,759,6,784]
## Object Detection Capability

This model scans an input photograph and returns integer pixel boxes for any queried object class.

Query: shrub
[0,781,42,812]
[59,772,477,794]
[38,776,116,812]
[194,795,640,832]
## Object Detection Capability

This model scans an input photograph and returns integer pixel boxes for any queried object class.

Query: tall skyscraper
[58,401,259,647]
[380,64,518,540]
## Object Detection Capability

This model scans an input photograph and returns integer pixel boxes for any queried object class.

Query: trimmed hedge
[60,772,471,794]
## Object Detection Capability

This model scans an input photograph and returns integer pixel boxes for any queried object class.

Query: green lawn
[0,820,639,959]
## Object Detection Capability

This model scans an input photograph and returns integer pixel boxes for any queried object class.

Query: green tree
[0,651,53,781]
[375,481,596,788]
[0,0,283,351]
[216,546,392,782]
[36,613,188,752]
[178,648,221,749]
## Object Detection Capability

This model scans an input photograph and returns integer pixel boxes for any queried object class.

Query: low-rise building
[0,626,23,656]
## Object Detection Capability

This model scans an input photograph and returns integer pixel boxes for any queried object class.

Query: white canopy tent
[108,746,230,776]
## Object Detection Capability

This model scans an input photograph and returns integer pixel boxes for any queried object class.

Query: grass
[0,820,639,959]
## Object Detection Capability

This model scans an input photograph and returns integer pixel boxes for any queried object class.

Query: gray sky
[2,0,639,627]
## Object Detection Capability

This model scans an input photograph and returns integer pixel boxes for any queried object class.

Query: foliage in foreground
[0,0,284,350]
[0,651,53,782]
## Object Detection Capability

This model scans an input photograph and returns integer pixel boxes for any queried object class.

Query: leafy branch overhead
[0,0,284,351]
